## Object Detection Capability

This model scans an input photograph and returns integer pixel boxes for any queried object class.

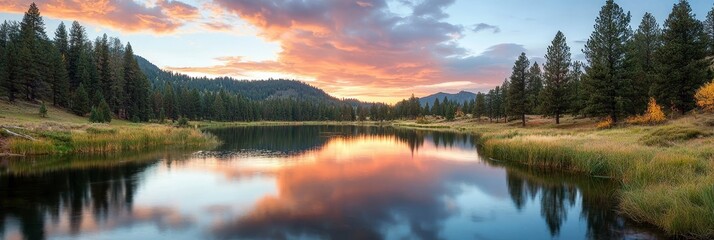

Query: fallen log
[2,128,36,141]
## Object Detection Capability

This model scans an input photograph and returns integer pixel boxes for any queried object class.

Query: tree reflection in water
[501,165,659,239]
[0,150,192,239]
[0,126,663,239]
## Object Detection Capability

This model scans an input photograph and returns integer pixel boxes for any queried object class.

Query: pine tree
[48,45,69,107]
[629,12,662,113]
[16,40,35,100]
[89,106,101,123]
[508,52,529,126]
[492,87,501,122]
[108,37,125,114]
[486,89,494,121]
[583,0,632,122]
[98,97,111,123]
[542,31,572,124]
[445,102,455,121]
[213,93,225,120]
[53,22,68,60]
[39,102,47,118]
[71,83,89,115]
[1,21,21,101]
[475,92,486,120]
[164,83,178,120]
[18,3,48,101]
[97,34,112,103]
[568,61,586,115]
[526,62,543,114]
[653,0,709,113]
[432,98,441,117]
[0,22,7,99]
[501,80,510,122]
[123,43,150,121]
[705,5,714,54]
[68,21,87,89]
[92,90,105,108]
[158,107,166,123]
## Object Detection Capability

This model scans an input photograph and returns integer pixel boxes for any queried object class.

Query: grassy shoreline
[0,101,218,156]
[196,115,714,237]
[393,115,714,238]
[3,100,713,237]
[4,124,218,155]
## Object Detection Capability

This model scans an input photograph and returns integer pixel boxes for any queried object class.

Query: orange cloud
[166,0,523,103]
[157,0,199,20]
[0,0,197,33]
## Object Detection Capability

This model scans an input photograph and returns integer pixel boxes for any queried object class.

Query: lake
[1,126,663,239]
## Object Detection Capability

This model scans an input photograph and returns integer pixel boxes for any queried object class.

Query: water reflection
[0,126,662,239]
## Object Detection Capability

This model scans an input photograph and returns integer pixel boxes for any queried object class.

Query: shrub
[626,98,666,125]
[39,102,47,118]
[415,117,431,124]
[98,99,112,123]
[177,117,189,128]
[88,100,112,123]
[639,126,706,146]
[86,127,117,134]
[596,116,614,129]
[89,107,100,123]
[455,109,465,118]
[695,80,714,112]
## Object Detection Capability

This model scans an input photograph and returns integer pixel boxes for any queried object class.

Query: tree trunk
[556,113,560,124]
[521,114,526,127]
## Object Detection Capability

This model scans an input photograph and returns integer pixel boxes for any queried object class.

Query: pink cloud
[0,0,198,33]
[166,0,522,102]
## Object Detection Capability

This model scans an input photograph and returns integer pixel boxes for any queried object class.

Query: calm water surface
[1,126,663,239]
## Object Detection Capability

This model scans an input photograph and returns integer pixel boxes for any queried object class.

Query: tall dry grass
[474,119,714,238]
[7,125,218,155]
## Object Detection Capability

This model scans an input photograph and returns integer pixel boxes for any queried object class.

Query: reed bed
[474,121,714,238]
[7,124,218,155]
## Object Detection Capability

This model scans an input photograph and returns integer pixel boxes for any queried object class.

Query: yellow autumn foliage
[596,116,614,129]
[695,80,714,112]
[626,98,666,125]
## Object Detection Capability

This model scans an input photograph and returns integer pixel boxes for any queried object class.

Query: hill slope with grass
[0,101,217,155]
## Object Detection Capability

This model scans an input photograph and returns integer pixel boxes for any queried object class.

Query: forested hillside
[0,4,384,123]
[418,91,476,107]
[135,56,338,102]
[1,1,712,124]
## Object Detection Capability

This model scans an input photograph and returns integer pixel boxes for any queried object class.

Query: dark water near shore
[0,126,663,239]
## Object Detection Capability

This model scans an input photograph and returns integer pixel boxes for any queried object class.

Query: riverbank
[196,120,389,129]
[189,116,714,237]
[3,100,713,237]
[0,101,218,155]
[394,114,714,238]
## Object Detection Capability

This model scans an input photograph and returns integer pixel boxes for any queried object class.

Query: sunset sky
[0,0,710,103]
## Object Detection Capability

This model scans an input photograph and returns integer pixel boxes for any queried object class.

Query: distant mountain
[135,56,340,103]
[419,91,476,106]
